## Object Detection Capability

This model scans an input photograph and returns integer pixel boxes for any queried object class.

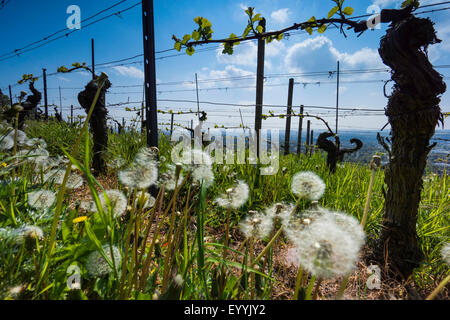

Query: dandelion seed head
[442,243,450,265]
[292,216,362,279]
[85,245,122,278]
[6,130,27,145]
[99,190,128,219]
[66,173,84,190]
[80,200,96,212]
[215,180,249,209]
[192,165,215,188]
[118,160,158,190]
[7,285,25,299]
[239,211,274,240]
[135,191,156,209]
[0,135,14,150]
[15,225,44,245]
[265,203,295,226]
[23,138,47,149]
[291,171,326,201]
[134,147,159,166]
[27,190,56,210]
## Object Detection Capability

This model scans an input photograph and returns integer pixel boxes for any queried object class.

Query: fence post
[142,0,159,149]
[43,68,48,119]
[170,113,174,138]
[91,38,96,80]
[8,85,13,106]
[59,86,63,121]
[254,18,266,158]
[284,78,294,156]
[70,105,74,124]
[310,130,314,156]
[305,120,311,156]
[336,60,340,134]
[297,105,304,155]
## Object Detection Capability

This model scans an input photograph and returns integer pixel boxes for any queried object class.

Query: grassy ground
[0,119,448,300]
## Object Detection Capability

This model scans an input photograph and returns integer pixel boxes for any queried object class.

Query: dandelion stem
[426,274,450,300]
[293,267,304,300]
[304,275,317,300]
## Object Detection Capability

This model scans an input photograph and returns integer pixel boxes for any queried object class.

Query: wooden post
[70,105,73,124]
[305,120,311,156]
[336,60,340,134]
[91,38,95,79]
[8,85,12,105]
[195,73,200,120]
[59,86,63,121]
[254,18,266,157]
[191,119,194,139]
[297,105,304,155]
[170,113,174,138]
[43,68,48,119]
[142,0,159,148]
[310,130,314,156]
[284,78,294,156]
[122,117,125,131]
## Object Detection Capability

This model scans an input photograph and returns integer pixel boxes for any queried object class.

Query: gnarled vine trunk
[376,16,446,278]
[19,82,42,129]
[78,77,112,176]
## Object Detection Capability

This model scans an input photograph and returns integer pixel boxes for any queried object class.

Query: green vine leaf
[342,7,354,16]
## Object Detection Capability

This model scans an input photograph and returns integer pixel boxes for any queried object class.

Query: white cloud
[113,66,144,79]
[284,36,384,79]
[56,76,70,82]
[271,8,290,24]
[189,65,255,89]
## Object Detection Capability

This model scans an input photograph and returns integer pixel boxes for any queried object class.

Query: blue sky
[0,0,449,132]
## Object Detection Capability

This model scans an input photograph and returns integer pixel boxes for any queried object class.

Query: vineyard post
[254,18,266,158]
[122,117,125,132]
[336,60,340,134]
[170,113,174,138]
[59,86,63,120]
[142,0,159,149]
[195,73,200,119]
[8,85,12,106]
[297,105,304,155]
[305,120,311,156]
[284,78,294,155]
[310,129,314,156]
[91,38,95,80]
[70,105,73,124]
[191,119,194,139]
[43,68,48,119]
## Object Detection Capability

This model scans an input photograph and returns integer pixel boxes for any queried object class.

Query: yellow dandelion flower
[73,216,88,224]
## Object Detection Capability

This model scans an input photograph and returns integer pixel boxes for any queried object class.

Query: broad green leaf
[342,7,354,16]
[174,41,182,52]
[256,25,264,34]
[192,30,200,41]
[306,27,313,35]
[328,6,339,18]
[318,24,328,34]
[182,34,191,44]
[186,46,195,56]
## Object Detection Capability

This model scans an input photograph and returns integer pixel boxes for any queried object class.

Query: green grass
[0,119,447,300]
